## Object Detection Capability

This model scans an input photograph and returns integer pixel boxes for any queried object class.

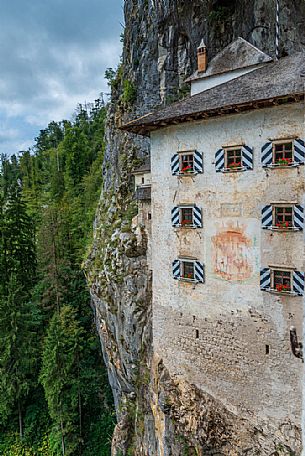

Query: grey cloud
[0,0,123,154]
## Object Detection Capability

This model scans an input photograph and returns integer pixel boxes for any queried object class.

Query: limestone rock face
[85,1,305,454]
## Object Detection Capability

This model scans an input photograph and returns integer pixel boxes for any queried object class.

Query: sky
[0,0,124,155]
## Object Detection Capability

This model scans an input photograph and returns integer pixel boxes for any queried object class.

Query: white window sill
[222,166,248,173]
[178,171,197,177]
[178,277,198,284]
[263,162,301,169]
[263,226,301,232]
[174,224,197,229]
[263,288,298,296]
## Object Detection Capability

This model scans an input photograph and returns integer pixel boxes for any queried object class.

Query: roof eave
[120,92,305,136]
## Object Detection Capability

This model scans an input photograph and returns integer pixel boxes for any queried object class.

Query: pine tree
[40,305,85,456]
[0,99,114,454]
[1,183,36,293]
[0,160,39,439]
[0,274,40,438]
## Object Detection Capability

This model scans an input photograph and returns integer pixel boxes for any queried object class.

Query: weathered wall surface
[151,103,304,453]
[86,1,305,454]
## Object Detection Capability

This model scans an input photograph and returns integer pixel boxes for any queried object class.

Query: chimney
[197,39,207,73]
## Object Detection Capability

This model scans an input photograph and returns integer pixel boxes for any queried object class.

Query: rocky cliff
[85,1,305,454]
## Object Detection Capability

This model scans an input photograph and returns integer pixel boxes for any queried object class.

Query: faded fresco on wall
[211,222,253,281]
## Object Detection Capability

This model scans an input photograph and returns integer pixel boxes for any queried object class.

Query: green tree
[40,305,85,456]
[0,275,40,438]
[0,98,114,455]
[1,184,36,293]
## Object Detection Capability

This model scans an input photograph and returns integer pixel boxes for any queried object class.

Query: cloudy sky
[0,0,123,155]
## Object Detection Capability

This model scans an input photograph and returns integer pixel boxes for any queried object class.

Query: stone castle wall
[150,102,304,449]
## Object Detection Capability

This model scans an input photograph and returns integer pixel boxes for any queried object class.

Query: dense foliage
[0,100,115,455]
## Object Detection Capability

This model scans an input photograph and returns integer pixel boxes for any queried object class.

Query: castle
[123,38,305,451]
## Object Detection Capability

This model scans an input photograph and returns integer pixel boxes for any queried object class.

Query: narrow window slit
[265,344,270,355]
[195,329,199,339]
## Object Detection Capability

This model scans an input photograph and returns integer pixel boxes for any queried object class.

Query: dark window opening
[148,212,152,220]
[180,153,194,174]
[195,329,199,339]
[142,177,145,184]
[265,344,270,355]
[181,207,193,226]
[273,269,291,292]
[273,142,293,165]
[193,315,196,323]
[274,206,293,228]
[225,148,242,169]
[181,261,195,280]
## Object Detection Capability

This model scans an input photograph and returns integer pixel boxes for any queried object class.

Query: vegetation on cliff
[0,100,114,455]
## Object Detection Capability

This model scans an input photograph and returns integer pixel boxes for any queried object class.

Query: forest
[0,99,114,455]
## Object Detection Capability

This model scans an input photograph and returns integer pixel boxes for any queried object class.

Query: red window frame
[180,207,193,226]
[180,153,194,174]
[225,148,242,169]
[273,142,293,165]
[272,269,292,292]
[181,261,195,280]
[274,206,293,228]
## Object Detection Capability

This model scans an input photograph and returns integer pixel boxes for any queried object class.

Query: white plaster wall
[134,172,152,188]
[191,63,267,96]
[150,103,305,432]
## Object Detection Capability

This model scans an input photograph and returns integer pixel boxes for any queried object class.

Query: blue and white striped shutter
[193,206,202,228]
[294,139,305,164]
[195,261,204,283]
[242,145,253,170]
[171,154,179,175]
[172,260,180,280]
[171,207,180,227]
[262,205,272,228]
[293,271,305,296]
[294,205,304,230]
[260,268,270,290]
[193,151,203,173]
[215,149,225,172]
[261,142,272,167]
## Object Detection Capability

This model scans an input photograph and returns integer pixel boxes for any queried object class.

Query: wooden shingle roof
[133,186,151,201]
[185,37,272,82]
[121,52,305,136]
[132,160,151,174]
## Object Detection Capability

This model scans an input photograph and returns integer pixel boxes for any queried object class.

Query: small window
[274,206,293,229]
[180,153,194,174]
[272,269,292,293]
[142,177,145,184]
[148,212,152,220]
[262,204,304,230]
[172,206,202,228]
[180,207,193,226]
[261,267,304,295]
[225,148,242,170]
[172,151,203,175]
[181,261,195,280]
[173,259,204,283]
[273,142,293,166]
